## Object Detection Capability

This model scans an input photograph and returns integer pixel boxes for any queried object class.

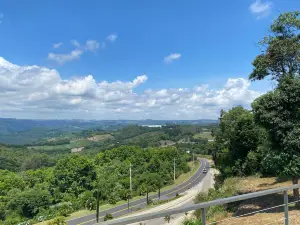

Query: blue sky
[0,0,298,119]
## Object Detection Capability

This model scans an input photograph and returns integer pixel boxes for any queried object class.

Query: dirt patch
[71,147,84,153]
[159,140,176,147]
[87,134,114,142]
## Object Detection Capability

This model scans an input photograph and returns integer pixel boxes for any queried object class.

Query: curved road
[68,158,209,225]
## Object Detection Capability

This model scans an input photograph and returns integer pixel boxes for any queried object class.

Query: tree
[96,189,100,223]
[249,11,300,199]
[249,11,300,82]
[252,76,300,199]
[138,172,157,205]
[214,107,259,177]
[52,155,96,197]
[164,215,172,223]
[7,188,51,218]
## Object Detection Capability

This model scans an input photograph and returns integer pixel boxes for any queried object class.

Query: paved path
[67,158,209,225]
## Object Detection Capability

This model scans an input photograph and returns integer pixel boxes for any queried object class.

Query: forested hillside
[0,122,216,224]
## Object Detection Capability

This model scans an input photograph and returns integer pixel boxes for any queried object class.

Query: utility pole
[130,163,132,192]
[128,163,132,212]
[193,150,195,164]
[173,158,176,181]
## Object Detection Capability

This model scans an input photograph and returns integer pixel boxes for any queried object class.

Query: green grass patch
[193,132,214,141]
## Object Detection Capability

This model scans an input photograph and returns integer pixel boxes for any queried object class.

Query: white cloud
[85,40,100,52]
[48,49,83,64]
[48,35,114,64]
[107,34,117,43]
[53,42,63,49]
[249,0,272,19]
[0,57,262,119]
[71,40,80,48]
[164,53,181,64]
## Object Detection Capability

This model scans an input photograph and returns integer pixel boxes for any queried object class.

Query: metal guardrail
[100,183,300,225]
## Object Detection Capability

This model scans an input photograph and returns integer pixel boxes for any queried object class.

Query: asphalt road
[67,158,209,225]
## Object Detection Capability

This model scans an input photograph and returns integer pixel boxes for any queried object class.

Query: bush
[47,216,66,225]
[57,203,73,217]
[104,213,113,221]
[194,178,240,221]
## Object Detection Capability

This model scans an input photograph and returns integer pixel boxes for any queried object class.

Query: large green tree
[249,11,300,198]
[252,77,300,197]
[215,106,259,177]
[51,155,96,197]
[249,11,300,82]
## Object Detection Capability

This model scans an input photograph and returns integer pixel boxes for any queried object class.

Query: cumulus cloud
[0,57,262,119]
[48,49,83,64]
[71,40,80,48]
[249,0,272,19]
[85,40,100,52]
[164,53,181,64]
[107,34,117,43]
[53,42,63,49]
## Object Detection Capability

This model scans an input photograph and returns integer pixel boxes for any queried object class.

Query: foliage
[164,215,172,223]
[214,107,260,178]
[249,11,300,82]
[47,216,66,225]
[193,178,240,222]
[51,155,96,197]
[252,77,300,186]
[104,213,113,221]
[7,188,51,218]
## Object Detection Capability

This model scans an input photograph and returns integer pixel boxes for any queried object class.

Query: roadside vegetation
[183,10,300,225]
[0,121,213,224]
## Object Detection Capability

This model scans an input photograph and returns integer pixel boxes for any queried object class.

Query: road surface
[67,158,209,225]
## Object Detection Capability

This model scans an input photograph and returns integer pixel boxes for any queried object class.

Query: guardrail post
[201,208,206,225]
[284,190,289,225]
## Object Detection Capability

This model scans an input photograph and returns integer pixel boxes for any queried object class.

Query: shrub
[47,216,66,225]
[104,213,113,221]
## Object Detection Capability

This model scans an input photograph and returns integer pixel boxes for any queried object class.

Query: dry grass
[208,176,300,225]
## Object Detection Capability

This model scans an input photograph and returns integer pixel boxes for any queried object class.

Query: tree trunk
[127,197,130,212]
[292,177,299,199]
[146,191,149,205]
[158,187,161,199]
[96,189,100,223]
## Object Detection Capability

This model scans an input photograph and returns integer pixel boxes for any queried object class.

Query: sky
[0,0,298,120]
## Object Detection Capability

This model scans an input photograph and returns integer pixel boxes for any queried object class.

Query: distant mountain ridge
[0,118,218,144]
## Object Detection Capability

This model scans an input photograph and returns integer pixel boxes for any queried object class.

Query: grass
[193,132,214,141]
[191,176,300,225]
[65,209,94,220]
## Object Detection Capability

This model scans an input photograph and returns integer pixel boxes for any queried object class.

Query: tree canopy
[249,11,300,82]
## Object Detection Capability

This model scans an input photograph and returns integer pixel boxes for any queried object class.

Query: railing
[100,183,300,225]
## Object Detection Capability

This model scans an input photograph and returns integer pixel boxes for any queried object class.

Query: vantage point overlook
[0,1,299,225]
